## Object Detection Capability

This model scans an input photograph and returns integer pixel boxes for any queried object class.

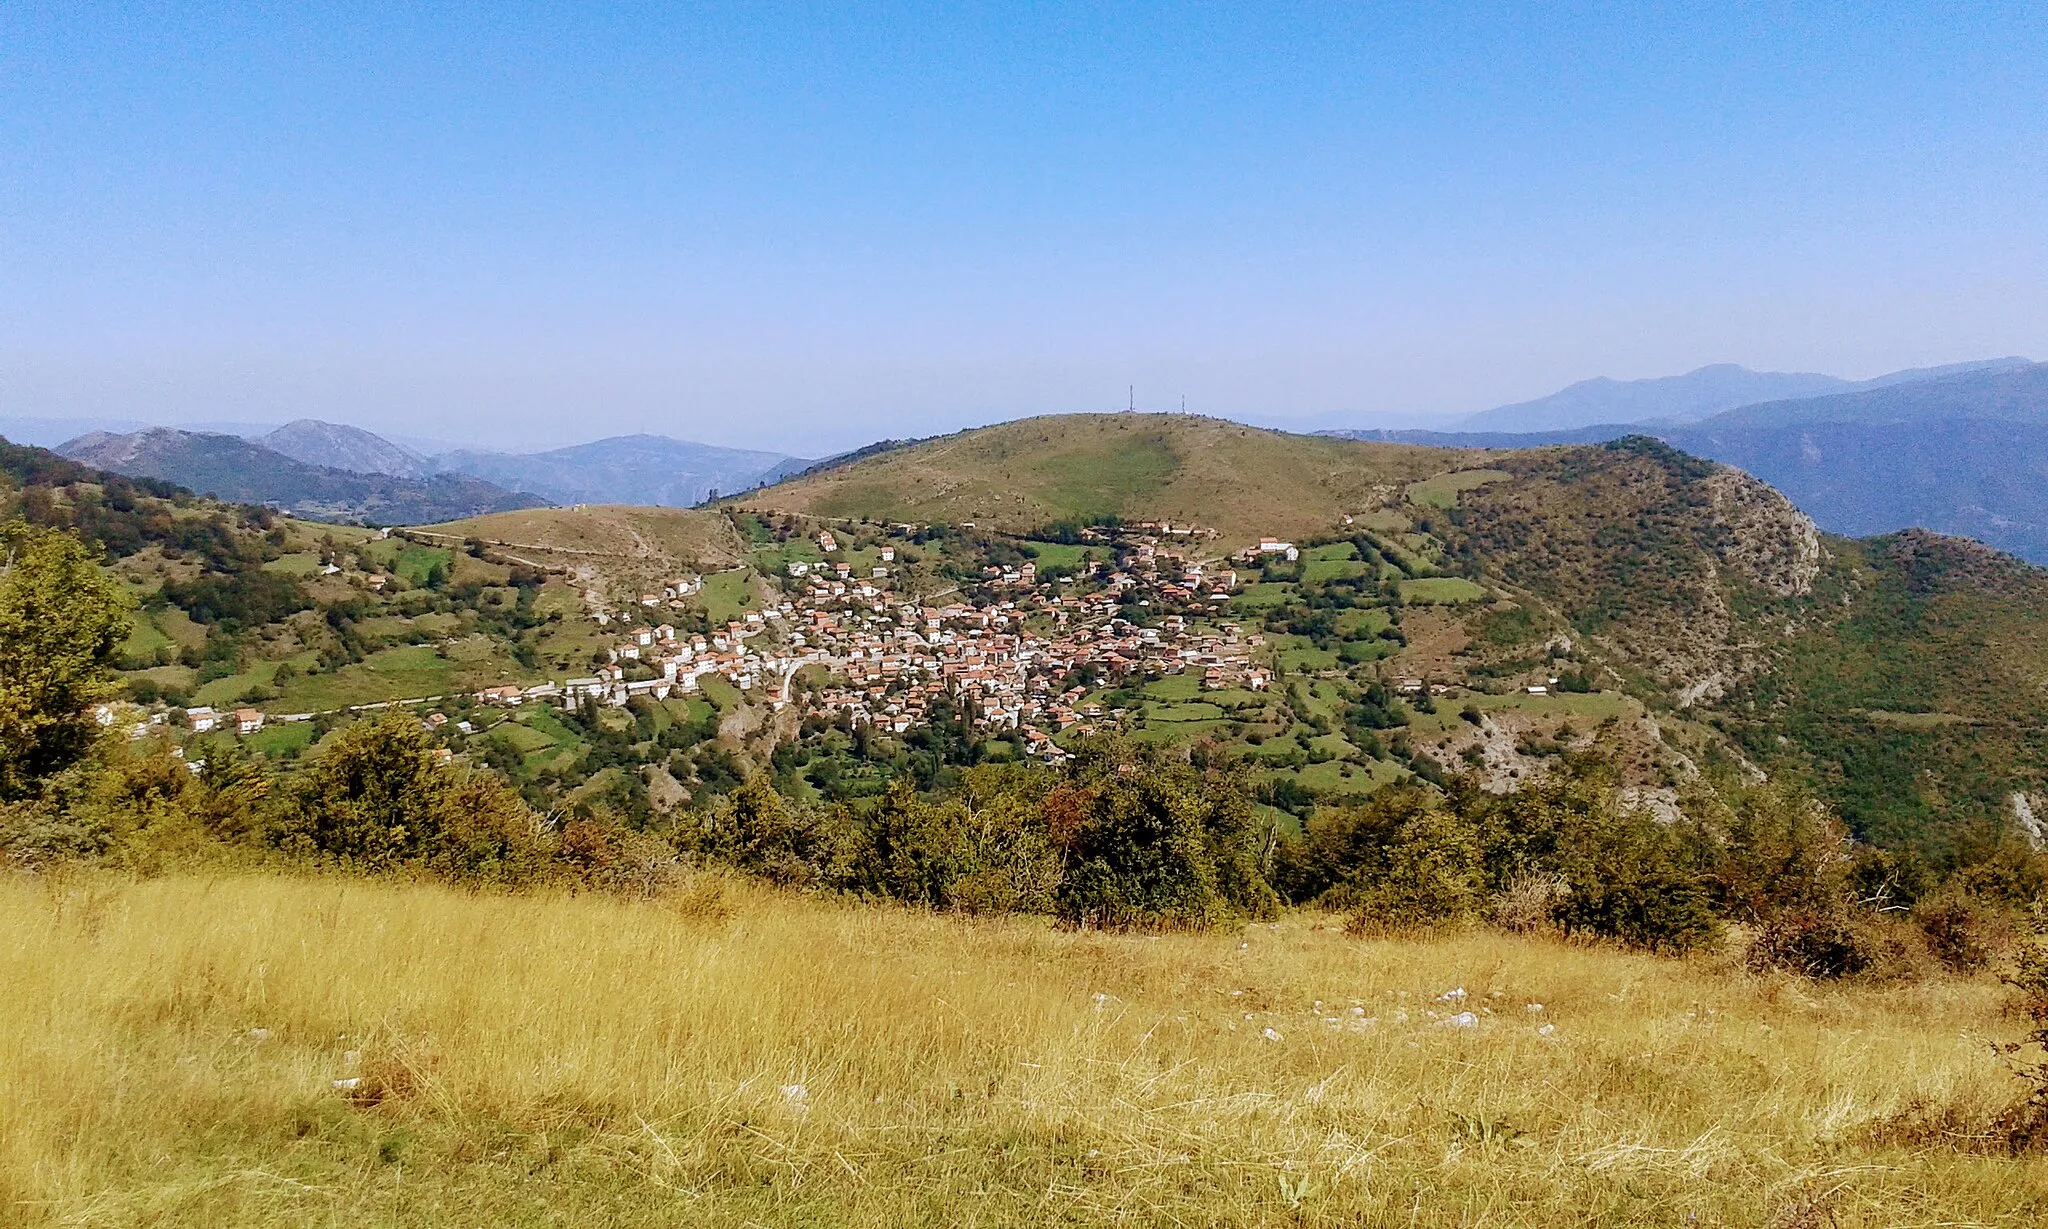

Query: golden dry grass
[415,505,746,578]
[5,872,2045,1226]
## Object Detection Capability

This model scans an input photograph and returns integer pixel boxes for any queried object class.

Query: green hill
[750,417,2048,854]
[742,413,1469,546]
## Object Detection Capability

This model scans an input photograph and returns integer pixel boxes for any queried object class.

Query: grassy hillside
[19,416,2048,860]
[744,413,1468,546]
[6,873,2038,1227]
[418,504,748,596]
[1722,531,2048,855]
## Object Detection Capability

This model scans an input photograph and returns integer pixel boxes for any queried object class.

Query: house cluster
[593,576,703,625]
[480,520,1292,756]
[1234,537,1299,564]
[182,705,268,736]
[789,525,1269,756]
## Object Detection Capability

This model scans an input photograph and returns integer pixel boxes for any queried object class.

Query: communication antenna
[1128,384,1135,413]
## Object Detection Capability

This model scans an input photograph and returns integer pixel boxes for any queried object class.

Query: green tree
[1351,806,1486,932]
[852,781,970,907]
[1056,737,1280,929]
[0,521,132,801]
[685,774,851,888]
[268,712,550,882]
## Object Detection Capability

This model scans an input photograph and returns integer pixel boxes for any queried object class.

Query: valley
[10,412,2041,863]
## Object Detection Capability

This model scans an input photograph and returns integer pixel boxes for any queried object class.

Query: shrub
[1691,778,1853,922]
[684,774,851,889]
[1489,872,1568,934]
[946,764,1061,915]
[559,811,682,897]
[1745,907,1905,980]
[851,783,972,907]
[0,520,132,802]
[1916,894,1996,974]
[1056,740,1278,930]
[265,713,553,884]
[1552,805,1719,954]
[1350,807,1485,934]
[1995,910,2048,1152]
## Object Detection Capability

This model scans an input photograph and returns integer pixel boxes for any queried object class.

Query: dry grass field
[414,505,748,598]
[419,506,745,569]
[5,873,2045,1227]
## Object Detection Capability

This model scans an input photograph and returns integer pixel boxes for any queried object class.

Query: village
[528,521,1280,760]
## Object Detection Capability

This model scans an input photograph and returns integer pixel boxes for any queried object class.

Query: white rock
[1537,1023,1557,1038]
[332,1077,362,1091]
[1436,987,1468,1003]
[1440,1011,1479,1029]
[781,1083,808,1103]
[1262,1027,1283,1042]
[1525,1003,1544,1014]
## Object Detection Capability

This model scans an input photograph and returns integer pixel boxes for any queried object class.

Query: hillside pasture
[1406,468,1510,509]
[742,414,1474,547]
[3,874,2037,1228]
[1399,577,1488,604]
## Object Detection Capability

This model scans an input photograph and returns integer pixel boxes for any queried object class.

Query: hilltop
[744,413,1465,545]
[414,504,750,601]
[1331,362,2048,564]
[260,418,433,478]
[1458,357,2034,433]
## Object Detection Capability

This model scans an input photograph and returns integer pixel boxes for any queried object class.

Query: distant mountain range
[1460,357,2033,432]
[52,428,546,525]
[435,435,808,508]
[1332,357,2048,562]
[20,416,809,525]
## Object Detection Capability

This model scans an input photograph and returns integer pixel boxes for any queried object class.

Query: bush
[1489,872,1567,934]
[1691,778,1852,922]
[1917,894,1996,974]
[684,775,851,889]
[946,764,1062,915]
[559,811,683,897]
[0,520,132,802]
[851,783,972,907]
[1995,910,2048,1152]
[1552,805,1720,954]
[1056,741,1278,930]
[1745,907,1905,980]
[1350,807,1485,933]
[265,713,552,884]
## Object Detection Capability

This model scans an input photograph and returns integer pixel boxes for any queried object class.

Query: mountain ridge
[55,427,546,524]
[433,433,806,508]
[1461,356,2033,433]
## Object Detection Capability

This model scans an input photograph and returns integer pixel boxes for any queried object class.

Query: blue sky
[5,2,2046,453]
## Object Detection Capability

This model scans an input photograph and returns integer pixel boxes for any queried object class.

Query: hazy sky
[6,3,2046,453]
